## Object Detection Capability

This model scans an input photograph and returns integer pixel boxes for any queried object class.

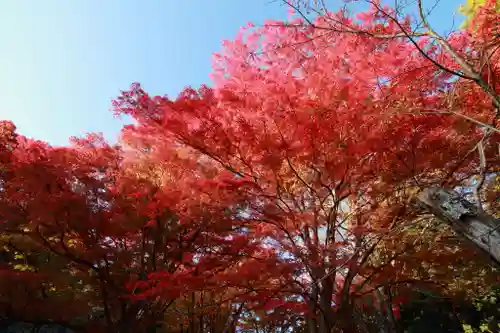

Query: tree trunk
[319,278,335,333]
[417,186,500,265]
[306,291,319,333]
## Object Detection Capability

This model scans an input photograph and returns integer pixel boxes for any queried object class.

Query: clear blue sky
[0,0,464,146]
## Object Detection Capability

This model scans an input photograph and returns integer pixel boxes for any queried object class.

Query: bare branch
[405,109,500,134]
[416,0,500,110]
[417,0,477,78]
[472,136,487,212]
[368,0,473,80]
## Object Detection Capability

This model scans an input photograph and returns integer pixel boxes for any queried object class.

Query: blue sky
[0,0,464,146]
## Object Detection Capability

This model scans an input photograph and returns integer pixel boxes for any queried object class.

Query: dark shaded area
[399,287,500,332]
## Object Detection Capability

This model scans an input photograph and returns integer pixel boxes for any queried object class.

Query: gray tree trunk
[417,186,500,265]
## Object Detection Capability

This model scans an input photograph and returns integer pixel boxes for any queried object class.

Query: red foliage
[0,2,499,332]
[109,1,500,329]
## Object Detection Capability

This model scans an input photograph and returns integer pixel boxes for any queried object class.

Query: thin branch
[265,16,428,39]
[416,0,500,110]
[281,0,314,26]
[417,0,477,79]
[472,137,487,212]
[405,109,500,134]
[368,0,473,80]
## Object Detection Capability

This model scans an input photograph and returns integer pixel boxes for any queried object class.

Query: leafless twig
[472,134,487,212]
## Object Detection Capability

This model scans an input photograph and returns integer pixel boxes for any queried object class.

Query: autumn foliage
[0,1,499,332]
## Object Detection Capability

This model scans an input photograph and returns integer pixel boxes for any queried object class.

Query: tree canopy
[0,0,499,332]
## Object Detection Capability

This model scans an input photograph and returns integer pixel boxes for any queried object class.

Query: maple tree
[279,0,500,265]
[0,0,499,332]
[111,1,499,332]
[0,122,253,333]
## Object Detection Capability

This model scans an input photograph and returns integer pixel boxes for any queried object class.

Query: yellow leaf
[13,264,30,271]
